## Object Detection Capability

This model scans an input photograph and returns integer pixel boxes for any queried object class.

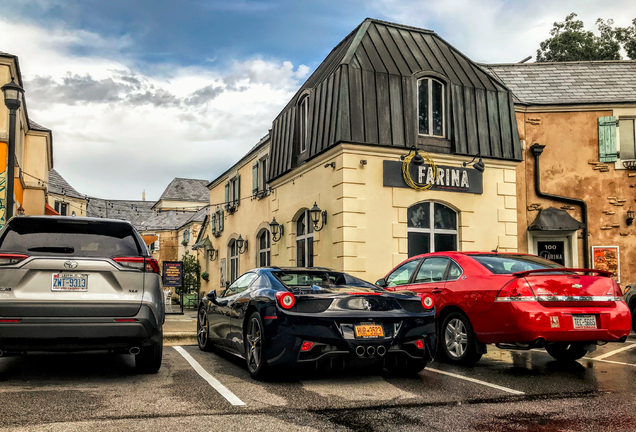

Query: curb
[164,332,197,346]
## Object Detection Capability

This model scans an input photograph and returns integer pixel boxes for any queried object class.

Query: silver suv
[0,216,164,373]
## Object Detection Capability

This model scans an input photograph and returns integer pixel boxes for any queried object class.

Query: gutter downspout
[530,144,590,269]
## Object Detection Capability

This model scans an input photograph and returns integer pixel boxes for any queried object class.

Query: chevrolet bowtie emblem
[572,284,583,289]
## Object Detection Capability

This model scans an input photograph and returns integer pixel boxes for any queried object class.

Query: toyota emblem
[64,260,78,270]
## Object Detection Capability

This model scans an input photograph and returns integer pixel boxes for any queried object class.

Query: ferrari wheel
[440,312,482,365]
[545,343,588,362]
[197,307,213,352]
[244,312,269,380]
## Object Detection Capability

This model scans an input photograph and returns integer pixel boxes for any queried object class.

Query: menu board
[592,246,620,283]
[162,261,183,287]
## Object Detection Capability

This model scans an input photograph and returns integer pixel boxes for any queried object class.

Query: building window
[228,239,239,283]
[183,229,190,244]
[296,210,314,267]
[619,118,636,161]
[211,210,224,237]
[252,156,269,199]
[418,78,445,137]
[407,202,457,257]
[299,96,309,153]
[225,175,240,212]
[54,201,68,216]
[257,229,271,267]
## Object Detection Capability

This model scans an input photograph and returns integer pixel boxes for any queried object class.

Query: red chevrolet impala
[379,252,631,365]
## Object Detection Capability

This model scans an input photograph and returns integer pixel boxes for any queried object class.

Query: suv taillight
[495,278,536,301]
[113,257,160,273]
[0,253,28,266]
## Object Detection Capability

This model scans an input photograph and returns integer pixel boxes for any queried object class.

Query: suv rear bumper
[0,305,162,353]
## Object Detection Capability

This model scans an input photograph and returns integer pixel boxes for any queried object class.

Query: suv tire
[136,334,163,374]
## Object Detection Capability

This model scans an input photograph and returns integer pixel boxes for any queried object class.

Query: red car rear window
[470,254,562,275]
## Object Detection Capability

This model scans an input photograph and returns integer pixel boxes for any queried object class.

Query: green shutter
[599,116,617,162]
[235,174,240,207]
[211,213,216,233]
[252,161,259,194]
[219,210,224,232]
[224,181,229,205]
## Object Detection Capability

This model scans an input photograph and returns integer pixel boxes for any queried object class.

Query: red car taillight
[113,257,160,273]
[496,278,536,301]
[276,291,295,309]
[612,280,623,298]
[421,295,434,309]
[0,253,28,266]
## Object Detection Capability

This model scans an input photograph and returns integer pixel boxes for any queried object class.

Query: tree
[537,13,636,62]
[179,250,201,296]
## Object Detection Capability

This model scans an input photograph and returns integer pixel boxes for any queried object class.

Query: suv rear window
[470,254,562,275]
[0,218,143,257]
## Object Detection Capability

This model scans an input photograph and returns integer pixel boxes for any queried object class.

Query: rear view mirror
[375,278,387,288]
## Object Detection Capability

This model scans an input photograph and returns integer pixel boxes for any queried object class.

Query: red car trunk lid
[522,271,619,307]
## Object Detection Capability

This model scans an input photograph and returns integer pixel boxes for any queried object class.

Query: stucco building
[0,51,54,223]
[488,60,636,286]
[195,19,523,293]
[47,169,87,216]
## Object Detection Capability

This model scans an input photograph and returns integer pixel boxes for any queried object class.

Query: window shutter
[211,214,216,233]
[598,116,617,162]
[235,175,241,207]
[224,181,230,205]
[219,210,224,232]
[252,161,259,194]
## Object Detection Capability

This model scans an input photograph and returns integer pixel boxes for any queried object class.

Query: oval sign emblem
[64,260,78,270]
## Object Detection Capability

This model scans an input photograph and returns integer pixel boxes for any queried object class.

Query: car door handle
[432,289,443,294]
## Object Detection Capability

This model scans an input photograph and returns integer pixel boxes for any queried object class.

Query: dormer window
[299,95,309,153]
[418,78,445,137]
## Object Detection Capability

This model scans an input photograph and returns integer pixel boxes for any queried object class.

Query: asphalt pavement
[2,337,636,431]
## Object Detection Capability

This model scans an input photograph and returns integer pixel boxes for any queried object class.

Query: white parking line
[584,357,636,367]
[173,346,245,406]
[593,343,636,360]
[426,367,525,395]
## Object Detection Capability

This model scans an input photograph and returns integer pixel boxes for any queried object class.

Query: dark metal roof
[485,61,636,105]
[48,169,84,199]
[528,207,585,231]
[29,119,51,132]
[158,178,209,202]
[178,205,210,230]
[269,18,520,181]
[86,197,157,230]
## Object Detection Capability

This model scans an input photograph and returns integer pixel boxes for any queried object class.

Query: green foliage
[201,271,210,281]
[178,250,201,295]
[537,13,636,62]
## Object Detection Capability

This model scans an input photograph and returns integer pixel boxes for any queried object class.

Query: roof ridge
[485,59,636,67]
[363,18,436,35]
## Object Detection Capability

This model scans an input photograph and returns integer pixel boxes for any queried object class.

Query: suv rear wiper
[27,246,75,253]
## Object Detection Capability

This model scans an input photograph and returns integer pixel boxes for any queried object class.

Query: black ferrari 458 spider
[197,267,436,379]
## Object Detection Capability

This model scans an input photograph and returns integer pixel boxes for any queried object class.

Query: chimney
[142,190,146,201]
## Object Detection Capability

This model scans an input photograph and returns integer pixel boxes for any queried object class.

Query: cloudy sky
[1,0,634,200]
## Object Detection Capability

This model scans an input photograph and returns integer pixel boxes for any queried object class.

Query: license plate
[52,273,88,291]
[573,314,597,329]
[355,324,384,338]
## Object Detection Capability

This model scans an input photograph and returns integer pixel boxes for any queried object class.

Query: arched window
[298,95,309,153]
[418,78,445,137]
[296,210,314,267]
[257,229,271,267]
[407,202,457,257]
[228,239,239,283]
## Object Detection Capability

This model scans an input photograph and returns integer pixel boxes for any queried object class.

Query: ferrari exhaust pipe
[355,346,365,356]
[377,346,386,356]
[366,346,376,356]
[129,347,140,355]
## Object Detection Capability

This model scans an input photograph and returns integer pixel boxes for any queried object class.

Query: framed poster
[592,246,620,283]
[220,258,226,288]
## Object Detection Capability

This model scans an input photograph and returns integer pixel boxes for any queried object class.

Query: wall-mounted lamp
[360,159,367,166]
[324,162,336,169]
[309,202,328,232]
[207,247,218,261]
[269,217,284,242]
[463,153,485,173]
[236,235,248,254]
[627,209,635,226]
[400,147,425,166]
[17,206,25,216]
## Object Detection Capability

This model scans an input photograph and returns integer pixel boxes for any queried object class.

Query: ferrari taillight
[0,253,28,266]
[276,291,295,309]
[421,295,434,309]
[496,278,536,301]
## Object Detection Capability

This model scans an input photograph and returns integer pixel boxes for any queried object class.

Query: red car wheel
[440,312,482,365]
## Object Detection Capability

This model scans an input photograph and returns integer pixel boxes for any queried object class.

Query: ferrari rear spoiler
[512,268,613,278]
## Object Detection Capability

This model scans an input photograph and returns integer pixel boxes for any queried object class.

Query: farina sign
[382,160,483,194]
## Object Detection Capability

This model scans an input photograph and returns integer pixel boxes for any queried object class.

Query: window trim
[615,116,636,170]
[257,228,271,267]
[407,201,459,255]
[417,77,446,138]
[228,238,239,284]
[296,209,314,268]
[299,95,309,154]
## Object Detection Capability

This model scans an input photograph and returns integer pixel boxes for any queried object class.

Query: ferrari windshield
[470,254,563,275]
[273,271,380,292]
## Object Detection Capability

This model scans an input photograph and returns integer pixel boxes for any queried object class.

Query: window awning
[528,207,585,231]
[141,234,158,245]
[192,236,213,250]
[45,203,60,215]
